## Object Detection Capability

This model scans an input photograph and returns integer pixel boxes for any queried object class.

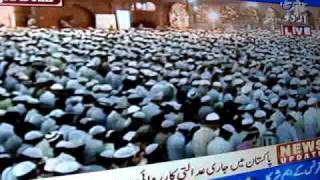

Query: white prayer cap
[21,147,43,159]
[177,122,198,131]
[287,98,297,109]
[132,111,145,119]
[24,131,43,141]
[201,95,211,103]
[254,110,266,119]
[111,66,121,72]
[222,124,235,134]
[235,95,250,105]
[198,79,211,86]
[241,83,253,94]
[278,100,288,108]
[298,100,307,109]
[161,120,175,128]
[288,90,298,96]
[232,79,244,86]
[13,161,36,178]
[288,111,300,121]
[270,97,279,105]
[223,93,234,102]
[254,82,263,89]
[54,161,81,174]
[212,81,222,87]
[48,109,65,118]
[145,80,157,86]
[56,140,83,149]
[86,80,99,88]
[307,97,318,106]
[50,83,64,90]
[161,101,182,111]
[223,75,233,82]
[145,143,159,155]
[123,131,137,142]
[244,103,257,111]
[290,78,300,86]
[127,105,141,115]
[205,112,220,122]
[241,117,254,126]
[89,126,106,136]
[113,144,140,159]
[272,85,282,93]
[100,149,114,158]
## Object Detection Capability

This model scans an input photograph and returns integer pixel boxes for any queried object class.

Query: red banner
[280,24,312,36]
[277,138,320,165]
[0,0,62,7]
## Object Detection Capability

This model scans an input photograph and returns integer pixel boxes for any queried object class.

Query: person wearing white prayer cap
[276,114,299,144]
[24,130,44,145]
[207,124,235,155]
[98,148,115,169]
[106,110,132,132]
[191,112,220,157]
[253,110,267,137]
[166,129,186,160]
[113,143,141,168]
[303,97,320,139]
[236,127,260,150]
[105,66,123,90]
[230,115,254,147]
[154,119,175,148]
[270,100,287,127]
[288,111,304,140]
[145,143,163,164]
[39,91,56,108]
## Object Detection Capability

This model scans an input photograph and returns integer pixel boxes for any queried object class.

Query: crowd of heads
[0,27,319,179]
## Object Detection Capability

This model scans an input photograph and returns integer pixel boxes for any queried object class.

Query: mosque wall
[0,7,16,27]
[190,0,320,30]
[11,0,320,29]
[13,0,169,28]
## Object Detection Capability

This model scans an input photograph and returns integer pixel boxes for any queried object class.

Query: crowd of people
[0,27,319,179]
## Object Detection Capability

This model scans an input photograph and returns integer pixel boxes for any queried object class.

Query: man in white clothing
[276,114,299,144]
[303,97,320,139]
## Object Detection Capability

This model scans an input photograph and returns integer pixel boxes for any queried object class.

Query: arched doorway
[67,4,95,28]
[130,1,158,28]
